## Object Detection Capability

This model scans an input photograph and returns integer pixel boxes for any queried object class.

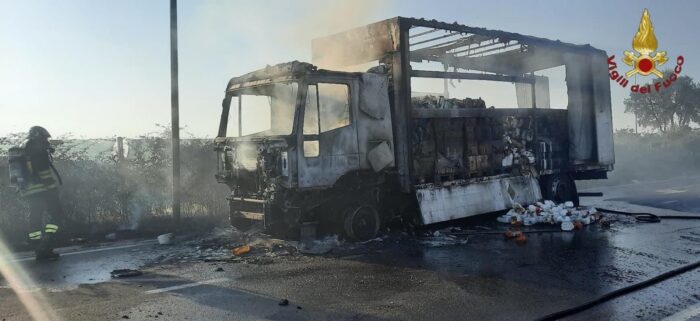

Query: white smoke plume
[184,0,393,68]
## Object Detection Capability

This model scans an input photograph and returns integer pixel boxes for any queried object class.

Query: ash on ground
[148,226,300,266]
[144,203,636,267]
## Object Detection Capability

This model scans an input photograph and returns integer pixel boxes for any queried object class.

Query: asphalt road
[1,176,699,321]
[588,175,700,213]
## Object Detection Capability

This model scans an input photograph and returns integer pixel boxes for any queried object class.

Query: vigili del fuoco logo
[608,8,685,94]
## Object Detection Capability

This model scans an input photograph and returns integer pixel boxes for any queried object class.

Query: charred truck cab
[215,17,614,241]
[215,63,396,240]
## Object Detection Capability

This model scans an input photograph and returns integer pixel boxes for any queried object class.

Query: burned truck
[214,17,614,240]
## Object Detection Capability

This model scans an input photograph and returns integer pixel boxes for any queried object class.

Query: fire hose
[597,207,700,223]
[439,207,700,320]
[534,208,700,321]
[535,259,700,321]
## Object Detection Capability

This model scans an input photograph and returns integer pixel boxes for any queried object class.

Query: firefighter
[21,126,64,261]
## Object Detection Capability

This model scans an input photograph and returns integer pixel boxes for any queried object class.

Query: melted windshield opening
[227,82,299,137]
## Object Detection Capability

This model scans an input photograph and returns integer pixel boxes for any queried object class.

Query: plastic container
[523,216,538,226]
[561,221,575,231]
[157,233,173,245]
[497,215,512,224]
[581,216,592,225]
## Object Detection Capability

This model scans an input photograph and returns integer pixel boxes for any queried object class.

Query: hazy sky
[1,0,698,138]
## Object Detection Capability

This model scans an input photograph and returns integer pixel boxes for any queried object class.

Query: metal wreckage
[214,17,614,241]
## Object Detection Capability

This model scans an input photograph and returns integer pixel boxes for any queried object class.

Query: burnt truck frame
[215,17,614,240]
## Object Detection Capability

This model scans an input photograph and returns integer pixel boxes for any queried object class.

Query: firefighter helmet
[28,126,51,139]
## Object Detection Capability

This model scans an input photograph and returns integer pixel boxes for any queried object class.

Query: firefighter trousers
[26,188,64,251]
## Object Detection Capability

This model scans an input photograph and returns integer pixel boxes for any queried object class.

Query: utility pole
[116,137,129,224]
[169,0,181,225]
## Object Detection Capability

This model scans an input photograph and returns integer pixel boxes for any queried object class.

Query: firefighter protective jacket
[21,139,58,196]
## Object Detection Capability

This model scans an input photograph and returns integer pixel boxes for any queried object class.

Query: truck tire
[343,204,381,241]
[540,174,579,206]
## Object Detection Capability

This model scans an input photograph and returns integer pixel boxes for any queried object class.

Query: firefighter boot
[35,236,59,261]
[35,245,59,261]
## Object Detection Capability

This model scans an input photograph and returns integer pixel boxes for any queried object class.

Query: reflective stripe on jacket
[20,139,59,197]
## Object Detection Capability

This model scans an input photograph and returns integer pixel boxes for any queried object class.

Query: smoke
[179,1,393,138]
[235,142,258,171]
[580,130,700,189]
[185,0,393,68]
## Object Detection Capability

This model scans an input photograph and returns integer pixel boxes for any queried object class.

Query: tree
[673,76,700,127]
[624,71,700,132]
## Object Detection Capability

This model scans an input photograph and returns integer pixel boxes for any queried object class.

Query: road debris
[421,229,469,247]
[157,233,174,245]
[278,299,289,306]
[298,235,340,254]
[248,256,274,265]
[561,220,575,231]
[504,230,523,239]
[111,269,143,278]
[497,200,600,231]
[232,245,251,256]
[148,227,300,266]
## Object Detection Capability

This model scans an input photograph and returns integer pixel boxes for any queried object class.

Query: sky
[1,0,698,138]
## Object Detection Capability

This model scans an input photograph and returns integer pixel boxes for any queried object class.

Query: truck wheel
[343,205,381,242]
[540,174,579,206]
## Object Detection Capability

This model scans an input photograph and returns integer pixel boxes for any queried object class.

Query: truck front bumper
[228,196,266,221]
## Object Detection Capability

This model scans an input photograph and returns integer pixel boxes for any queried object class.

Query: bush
[0,129,230,248]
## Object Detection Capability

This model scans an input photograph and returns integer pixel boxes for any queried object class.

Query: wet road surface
[0,177,699,321]
[1,240,159,290]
